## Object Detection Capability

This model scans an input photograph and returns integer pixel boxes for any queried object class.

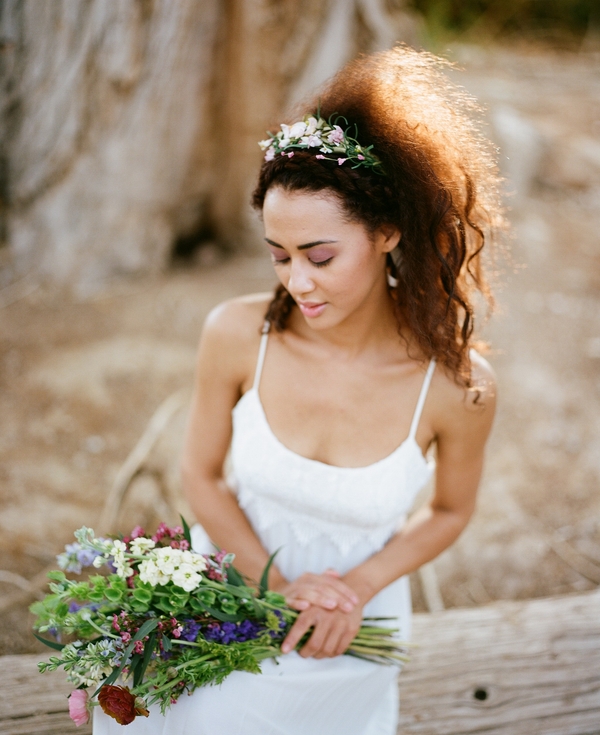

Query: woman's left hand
[280,603,363,659]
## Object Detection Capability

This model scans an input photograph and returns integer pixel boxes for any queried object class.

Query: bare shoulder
[197,293,273,386]
[430,349,497,442]
[203,292,272,343]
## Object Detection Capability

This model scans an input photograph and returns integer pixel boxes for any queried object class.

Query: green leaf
[47,570,66,583]
[104,587,123,602]
[161,634,172,652]
[259,549,280,596]
[225,565,246,587]
[180,515,192,547]
[133,588,152,604]
[193,600,244,622]
[134,632,156,688]
[33,633,65,651]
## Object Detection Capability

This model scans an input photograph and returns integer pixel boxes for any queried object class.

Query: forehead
[262,188,358,241]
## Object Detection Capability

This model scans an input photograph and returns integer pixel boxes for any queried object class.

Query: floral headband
[258,113,384,173]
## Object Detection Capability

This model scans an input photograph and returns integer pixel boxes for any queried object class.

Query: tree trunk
[0,0,418,292]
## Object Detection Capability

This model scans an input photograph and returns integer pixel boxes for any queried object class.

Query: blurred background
[0,0,599,654]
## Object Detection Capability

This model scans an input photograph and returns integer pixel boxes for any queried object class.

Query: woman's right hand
[275,569,359,613]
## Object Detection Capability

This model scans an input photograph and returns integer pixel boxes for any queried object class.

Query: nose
[286,258,315,297]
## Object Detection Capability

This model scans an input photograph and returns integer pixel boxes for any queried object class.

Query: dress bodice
[229,325,436,561]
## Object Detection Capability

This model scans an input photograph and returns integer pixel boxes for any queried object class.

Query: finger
[285,598,310,611]
[323,568,340,577]
[299,616,331,659]
[336,628,358,657]
[285,589,337,610]
[281,611,315,654]
[315,623,345,659]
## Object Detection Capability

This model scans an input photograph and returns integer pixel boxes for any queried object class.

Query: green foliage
[408,0,596,43]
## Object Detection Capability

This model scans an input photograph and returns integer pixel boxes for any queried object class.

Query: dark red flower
[98,685,149,725]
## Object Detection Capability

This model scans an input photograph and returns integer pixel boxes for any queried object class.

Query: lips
[297,301,327,318]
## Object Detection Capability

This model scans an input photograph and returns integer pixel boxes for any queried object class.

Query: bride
[94,46,503,735]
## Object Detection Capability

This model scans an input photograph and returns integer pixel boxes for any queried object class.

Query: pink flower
[357,154,365,160]
[131,526,145,539]
[133,640,144,654]
[121,631,131,644]
[287,152,294,158]
[68,689,90,727]
[179,539,190,550]
[264,147,275,161]
[337,158,347,166]
[327,125,344,144]
[315,154,325,159]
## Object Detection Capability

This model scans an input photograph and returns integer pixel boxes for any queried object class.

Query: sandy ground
[1,44,599,655]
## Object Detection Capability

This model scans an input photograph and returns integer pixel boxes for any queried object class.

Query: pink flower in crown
[264,147,275,162]
[68,689,90,727]
[327,125,344,145]
[337,158,347,166]
[357,154,365,160]
[287,152,294,158]
[315,155,325,159]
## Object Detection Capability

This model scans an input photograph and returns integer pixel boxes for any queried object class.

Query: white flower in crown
[258,113,384,173]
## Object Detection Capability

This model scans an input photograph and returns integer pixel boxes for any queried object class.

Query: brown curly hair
[252,46,506,387]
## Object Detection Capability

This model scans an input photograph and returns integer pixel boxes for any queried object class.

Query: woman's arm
[282,354,497,657]
[181,299,287,589]
[181,298,359,610]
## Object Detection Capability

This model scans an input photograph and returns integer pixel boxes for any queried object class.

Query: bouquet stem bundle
[32,520,408,726]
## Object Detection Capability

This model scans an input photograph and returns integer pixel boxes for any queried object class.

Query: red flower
[98,685,149,725]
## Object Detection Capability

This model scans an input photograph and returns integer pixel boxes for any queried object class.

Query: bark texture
[0,0,417,290]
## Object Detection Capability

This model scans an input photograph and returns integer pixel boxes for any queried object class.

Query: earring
[386,271,399,288]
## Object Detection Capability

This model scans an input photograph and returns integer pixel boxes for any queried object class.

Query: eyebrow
[265,238,338,251]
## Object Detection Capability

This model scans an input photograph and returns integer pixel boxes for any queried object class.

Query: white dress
[94,326,436,735]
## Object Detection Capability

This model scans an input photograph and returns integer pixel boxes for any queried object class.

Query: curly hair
[252,46,506,387]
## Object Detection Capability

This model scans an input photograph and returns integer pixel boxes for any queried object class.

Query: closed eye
[271,256,333,268]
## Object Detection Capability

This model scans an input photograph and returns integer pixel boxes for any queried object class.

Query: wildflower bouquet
[32,520,408,727]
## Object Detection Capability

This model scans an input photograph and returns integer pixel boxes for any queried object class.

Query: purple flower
[181,620,201,642]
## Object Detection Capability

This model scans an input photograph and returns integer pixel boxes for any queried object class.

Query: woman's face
[262,186,400,330]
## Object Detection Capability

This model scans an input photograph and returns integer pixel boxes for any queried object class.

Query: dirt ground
[1,44,599,655]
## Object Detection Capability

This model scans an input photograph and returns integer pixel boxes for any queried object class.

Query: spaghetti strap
[408,359,436,440]
[252,321,271,391]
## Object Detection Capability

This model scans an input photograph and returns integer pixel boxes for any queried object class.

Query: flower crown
[258,114,384,173]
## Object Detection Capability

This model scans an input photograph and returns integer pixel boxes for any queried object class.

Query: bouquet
[31,520,408,727]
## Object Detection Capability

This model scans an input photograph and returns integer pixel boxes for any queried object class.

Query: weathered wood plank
[0,654,91,734]
[398,590,600,734]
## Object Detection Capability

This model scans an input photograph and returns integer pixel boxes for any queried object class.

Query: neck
[290,275,401,358]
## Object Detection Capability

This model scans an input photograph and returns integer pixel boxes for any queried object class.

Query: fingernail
[325,599,336,608]
[281,644,290,653]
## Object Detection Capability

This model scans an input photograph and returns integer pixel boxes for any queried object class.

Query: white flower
[92,555,105,568]
[155,547,182,575]
[305,116,318,135]
[320,146,332,154]
[180,550,207,571]
[171,563,202,592]
[113,558,134,578]
[258,138,273,151]
[289,121,307,138]
[139,558,169,586]
[130,537,155,555]
[110,540,127,556]
[279,124,290,139]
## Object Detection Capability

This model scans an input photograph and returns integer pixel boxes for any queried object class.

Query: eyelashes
[271,256,333,268]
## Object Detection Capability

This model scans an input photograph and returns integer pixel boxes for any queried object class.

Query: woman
[95,46,503,734]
